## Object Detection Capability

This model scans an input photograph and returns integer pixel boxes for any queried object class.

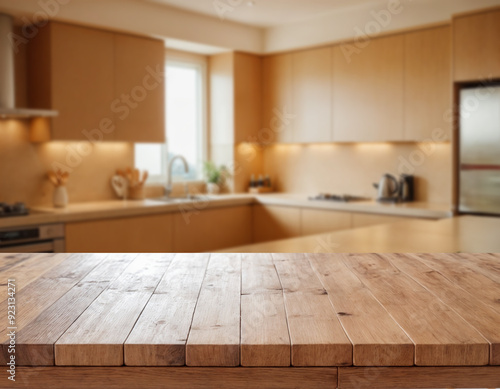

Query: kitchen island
[0,252,499,388]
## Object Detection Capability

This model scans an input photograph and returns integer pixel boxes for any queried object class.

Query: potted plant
[203,161,230,194]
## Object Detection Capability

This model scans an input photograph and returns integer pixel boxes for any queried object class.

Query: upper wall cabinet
[292,47,332,143]
[234,52,262,144]
[332,34,404,142]
[404,26,452,141]
[262,53,293,143]
[27,22,165,142]
[114,34,165,142]
[453,8,500,82]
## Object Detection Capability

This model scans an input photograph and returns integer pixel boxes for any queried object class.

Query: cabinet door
[301,209,352,236]
[405,26,452,141]
[50,23,115,140]
[65,213,174,253]
[253,205,301,243]
[454,9,500,82]
[114,34,165,142]
[173,206,253,252]
[234,53,262,143]
[333,35,404,142]
[262,53,293,143]
[293,47,332,143]
[352,213,410,228]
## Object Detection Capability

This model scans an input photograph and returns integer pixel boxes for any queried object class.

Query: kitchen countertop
[0,193,453,229]
[1,253,499,389]
[221,215,500,253]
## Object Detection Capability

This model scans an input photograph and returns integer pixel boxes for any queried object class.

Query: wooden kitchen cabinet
[28,22,115,141]
[262,53,293,143]
[453,8,500,82]
[234,53,262,143]
[65,213,174,253]
[301,209,352,236]
[253,205,301,243]
[114,34,165,142]
[332,34,404,142]
[27,22,165,142]
[292,47,332,143]
[352,213,411,228]
[173,205,253,252]
[404,26,452,141]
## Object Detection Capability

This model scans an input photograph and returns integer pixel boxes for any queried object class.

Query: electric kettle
[373,174,400,202]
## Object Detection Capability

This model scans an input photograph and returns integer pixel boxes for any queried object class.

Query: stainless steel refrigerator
[459,85,500,215]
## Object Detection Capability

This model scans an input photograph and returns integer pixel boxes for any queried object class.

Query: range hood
[0,13,58,119]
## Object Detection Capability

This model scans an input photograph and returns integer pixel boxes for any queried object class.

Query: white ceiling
[143,0,379,28]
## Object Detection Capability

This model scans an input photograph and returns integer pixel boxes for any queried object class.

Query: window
[135,57,206,183]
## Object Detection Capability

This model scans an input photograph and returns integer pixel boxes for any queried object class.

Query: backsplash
[0,120,134,206]
[263,142,452,204]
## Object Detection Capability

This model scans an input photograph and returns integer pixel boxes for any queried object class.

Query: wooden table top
[1,252,500,368]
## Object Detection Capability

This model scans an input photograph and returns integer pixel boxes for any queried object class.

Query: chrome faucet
[165,155,189,198]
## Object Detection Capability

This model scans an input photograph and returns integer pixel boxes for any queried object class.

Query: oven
[0,224,65,253]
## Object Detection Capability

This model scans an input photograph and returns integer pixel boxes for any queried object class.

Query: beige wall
[0,120,134,206]
[262,143,452,205]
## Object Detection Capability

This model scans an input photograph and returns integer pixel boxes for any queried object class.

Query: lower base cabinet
[352,213,410,228]
[301,208,351,236]
[65,213,174,253]
[253,205,301,243]
[173,205,253,252]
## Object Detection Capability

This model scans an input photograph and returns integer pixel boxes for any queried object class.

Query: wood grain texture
[125,253,210,366]
[410,253,500,315]
[241,254,290,367]
[404,26,452,141]
[2,367,338,389]
[273,254,352,366]
[55,254,173,366]
[386,253,500,365]
[309,253,414,366]
[341,253,489,366]
[186,253,241,366]
[0,254,106,355]
[10,254,137,366]
[338,366,500,388]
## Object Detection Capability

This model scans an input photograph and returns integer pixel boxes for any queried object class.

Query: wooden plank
[241,253,290,367]
[186,253,241,367]
[10,254,137,366]
[410,253,500,314]
[308,253,414,366]
[338,366,500,388]
[387,253,500,365]
[452,252,500,284]
[55,254,173,366]
[273,254,352,366]
[0,253,70,290]
[341,253,489,366]
[2,367,338,389]
[241,253,282,294]
[0,253,106,365]
[124,253,210,366]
